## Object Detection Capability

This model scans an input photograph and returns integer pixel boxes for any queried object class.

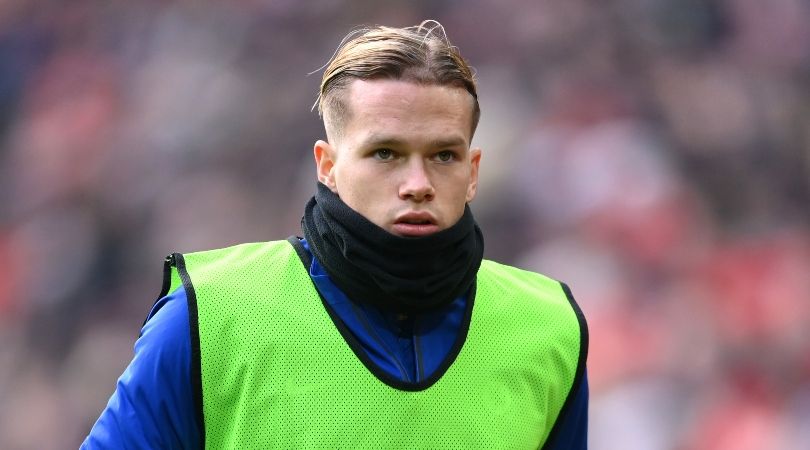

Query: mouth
[399,218,433,225]
[392,212,439,237]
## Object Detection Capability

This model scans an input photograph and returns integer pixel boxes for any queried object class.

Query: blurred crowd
[1,0,808,448]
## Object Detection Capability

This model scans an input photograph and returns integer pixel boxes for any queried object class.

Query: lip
[392,211,439,237]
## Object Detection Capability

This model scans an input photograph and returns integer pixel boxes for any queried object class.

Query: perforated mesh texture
[181,241,582,449]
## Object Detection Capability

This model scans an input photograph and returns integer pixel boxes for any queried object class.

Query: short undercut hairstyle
[316,20,480,142]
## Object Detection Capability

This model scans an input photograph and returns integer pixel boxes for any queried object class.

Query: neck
[301,182,484,313]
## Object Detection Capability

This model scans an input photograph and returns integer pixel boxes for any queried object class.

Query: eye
[374,148,394,160]
[435,150,455,162]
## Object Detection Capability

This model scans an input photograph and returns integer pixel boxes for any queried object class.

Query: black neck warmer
[302,182,484,314]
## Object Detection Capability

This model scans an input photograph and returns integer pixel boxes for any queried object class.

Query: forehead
[341,79,475,144]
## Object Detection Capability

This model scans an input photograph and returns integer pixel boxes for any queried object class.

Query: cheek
[332,162,358,192]
[334,171,373,209]
[338,163,388,194]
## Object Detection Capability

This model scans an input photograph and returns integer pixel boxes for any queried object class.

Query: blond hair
[315,20,480,140]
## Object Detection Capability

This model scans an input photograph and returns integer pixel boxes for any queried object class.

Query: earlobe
[314,140,337,191]
[466,148,482,202]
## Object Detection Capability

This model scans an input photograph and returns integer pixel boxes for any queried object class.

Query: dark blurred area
[0,0,808,448]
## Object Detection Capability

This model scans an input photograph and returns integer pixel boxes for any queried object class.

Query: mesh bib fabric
[168,240,586,449]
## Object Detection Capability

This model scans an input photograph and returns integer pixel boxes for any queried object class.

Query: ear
[314,140,338,192]
[466,147,482,202]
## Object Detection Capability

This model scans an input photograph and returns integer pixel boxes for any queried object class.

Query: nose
[399,159,435,202]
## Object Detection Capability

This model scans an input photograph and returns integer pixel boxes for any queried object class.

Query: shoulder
[137,286,192,363]
[478,259,578,311]
[476,259,588,353]
[479,259,564,292]
[175,239,303,283]
[81,286,199,449]
[180,239,296,266]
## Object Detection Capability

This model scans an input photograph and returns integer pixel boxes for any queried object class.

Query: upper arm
[80,287,200,449]
[543,370,589,449]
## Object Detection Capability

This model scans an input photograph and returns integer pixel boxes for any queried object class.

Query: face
[315,79,481,237]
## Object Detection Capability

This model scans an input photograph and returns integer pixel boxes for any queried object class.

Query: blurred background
[1,0,809,448]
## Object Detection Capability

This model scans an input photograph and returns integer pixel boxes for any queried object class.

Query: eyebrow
[363,134,469,149]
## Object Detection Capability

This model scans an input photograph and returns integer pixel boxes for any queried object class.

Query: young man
[82,21,588,449]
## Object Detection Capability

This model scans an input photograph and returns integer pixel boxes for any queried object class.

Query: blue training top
[81,238,588,449]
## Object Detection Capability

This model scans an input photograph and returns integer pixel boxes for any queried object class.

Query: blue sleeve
[80,287,201,450]
[545,370,589,449]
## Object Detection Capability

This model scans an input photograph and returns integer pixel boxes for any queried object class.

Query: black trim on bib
[159,255,173,298]
[173,253,207,448]
[143,254,177,329]
[287,236,476,392]
[287,235,311,269]
[542,282,589,449]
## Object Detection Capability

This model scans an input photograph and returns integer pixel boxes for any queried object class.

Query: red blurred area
[1,0,809,448]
